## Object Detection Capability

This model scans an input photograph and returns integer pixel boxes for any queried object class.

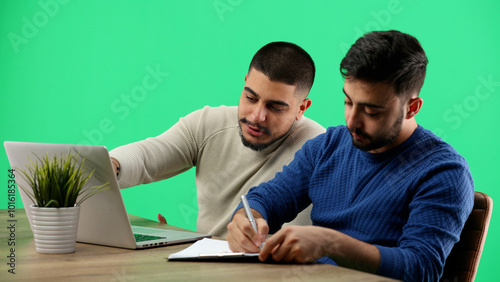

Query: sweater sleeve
[375,155,474,281]
[109,108,203,188]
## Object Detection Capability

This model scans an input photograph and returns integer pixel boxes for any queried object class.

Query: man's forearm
[323,228,380,273]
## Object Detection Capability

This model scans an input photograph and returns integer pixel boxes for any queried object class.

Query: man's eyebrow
[342,88,386,109]
[244,87,290,107]
[244,87,259,97]
[270,100,290,107]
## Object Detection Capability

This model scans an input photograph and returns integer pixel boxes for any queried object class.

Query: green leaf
[17,151,110,208]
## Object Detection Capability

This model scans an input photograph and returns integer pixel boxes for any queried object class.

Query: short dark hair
[340,30,428,98]
[249,42,315,95]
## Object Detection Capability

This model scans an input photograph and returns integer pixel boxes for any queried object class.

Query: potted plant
[18,152,109,253]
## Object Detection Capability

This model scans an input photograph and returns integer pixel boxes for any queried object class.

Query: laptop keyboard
[134,233,167,242]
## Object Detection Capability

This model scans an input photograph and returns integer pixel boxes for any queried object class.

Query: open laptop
[4,141,211,249]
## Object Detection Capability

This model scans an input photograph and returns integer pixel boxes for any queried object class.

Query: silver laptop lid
[5,141,211,249]
[4,141,139,249]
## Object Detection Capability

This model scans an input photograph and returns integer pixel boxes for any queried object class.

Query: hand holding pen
[226,195,269,253]
[241,195,265,249]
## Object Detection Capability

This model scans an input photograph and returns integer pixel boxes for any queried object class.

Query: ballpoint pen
[241,195,258,233]
[241,194,263,249]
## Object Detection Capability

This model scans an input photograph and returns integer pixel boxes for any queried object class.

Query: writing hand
[227,208,268,253]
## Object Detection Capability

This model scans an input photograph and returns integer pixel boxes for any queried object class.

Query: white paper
[168,238,259,260]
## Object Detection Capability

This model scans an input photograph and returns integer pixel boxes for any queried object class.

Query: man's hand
[259,225,329,263]
[110,157,120,177]
[157,213,167,224]
[260,225,381,273]
[227,208,269,253]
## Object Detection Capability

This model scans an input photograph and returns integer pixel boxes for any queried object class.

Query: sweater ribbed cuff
[375,244,404,280]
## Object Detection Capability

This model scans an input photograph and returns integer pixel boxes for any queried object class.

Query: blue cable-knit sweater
[240,125,474,281]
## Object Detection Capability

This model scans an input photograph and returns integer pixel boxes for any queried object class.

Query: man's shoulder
[295,115,326,135]
[407,127,474,204]
[183,105,238,128]
[318,125,350,143]
[284,116,326,149]
[175,105,239,145]
[188,105,237,119]
[415,126,463,157]
[409,126,470,171]
[287,124,349,155]
[325,125,349,135]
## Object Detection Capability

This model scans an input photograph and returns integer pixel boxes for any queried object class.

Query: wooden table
[1,209,398,281]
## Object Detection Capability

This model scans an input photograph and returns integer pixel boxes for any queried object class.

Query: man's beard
[238,118,291,151]
[349,110,404,152]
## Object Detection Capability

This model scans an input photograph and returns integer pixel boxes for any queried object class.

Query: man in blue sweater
[226,30,474,281]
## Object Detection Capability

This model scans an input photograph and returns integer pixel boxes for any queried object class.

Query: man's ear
[296,98,312,121]
[406,97,423,119]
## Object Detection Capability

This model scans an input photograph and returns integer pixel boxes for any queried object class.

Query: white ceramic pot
[30,205,80,253]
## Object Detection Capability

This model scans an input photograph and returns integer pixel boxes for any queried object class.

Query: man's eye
[246,96,256,102]
[344,101,352,106]
[268,105,283,112]
[365,111,379,117]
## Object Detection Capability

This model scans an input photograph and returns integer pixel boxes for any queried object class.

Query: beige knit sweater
[110,105,325,237]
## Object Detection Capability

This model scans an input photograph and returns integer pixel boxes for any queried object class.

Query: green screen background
[1,1,498,280]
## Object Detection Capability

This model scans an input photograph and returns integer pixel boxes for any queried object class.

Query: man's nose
[250,104,267,123]
[346,108,362,130]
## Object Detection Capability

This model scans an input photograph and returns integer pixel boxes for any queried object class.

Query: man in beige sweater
[109,42,325,238]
